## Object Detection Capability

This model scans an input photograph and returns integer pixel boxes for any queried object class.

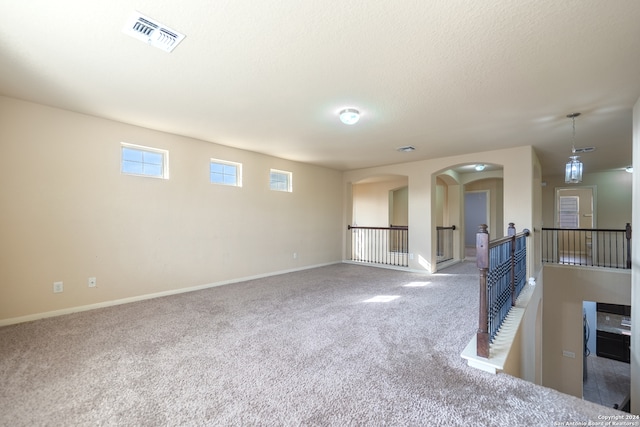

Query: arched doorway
[434,164,504,268]
[347,174,409,267]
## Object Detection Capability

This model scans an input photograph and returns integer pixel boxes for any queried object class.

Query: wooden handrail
[436,225,457,231]
[348,225,408,230]
[542,227,628,232]
[627,223,632,269]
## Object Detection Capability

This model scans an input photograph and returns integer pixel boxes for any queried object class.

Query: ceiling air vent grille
[123,12,185,53]
[573,147,596,154]
[133,18,157,37]
[396,145,416,152]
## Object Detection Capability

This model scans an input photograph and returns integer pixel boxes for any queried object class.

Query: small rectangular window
[210,159,242,187]
[121,143,169,179]
[270,169,292,192]
[558,196,579,228]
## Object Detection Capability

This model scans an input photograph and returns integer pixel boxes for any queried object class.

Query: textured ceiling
[1,1,639,174]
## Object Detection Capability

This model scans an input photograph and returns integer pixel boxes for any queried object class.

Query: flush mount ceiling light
[475,164,486,171]
[565,113,584,184]
[339,108,360,125]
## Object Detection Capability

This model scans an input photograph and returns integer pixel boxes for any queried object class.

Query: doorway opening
[464,190,488,259]
[582,300,630,411]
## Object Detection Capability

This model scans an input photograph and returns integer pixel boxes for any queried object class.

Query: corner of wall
[630,96,640,414]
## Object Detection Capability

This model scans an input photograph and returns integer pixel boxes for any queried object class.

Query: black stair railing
[347,225,409,267]
[476,223,530,358]
[436,225,456,264]
[541,223,631,269]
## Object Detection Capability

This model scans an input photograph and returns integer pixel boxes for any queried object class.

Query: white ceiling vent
[396,145,416,152]
[573,147,596,154]
[122,12,185,53]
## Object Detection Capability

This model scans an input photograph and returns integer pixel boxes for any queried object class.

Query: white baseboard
[0,262,339,327]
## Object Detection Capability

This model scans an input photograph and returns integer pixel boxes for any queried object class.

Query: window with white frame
[210,159,242,187]
[558,196,579,228]
[270,169,292,192]
[121,143,169,179]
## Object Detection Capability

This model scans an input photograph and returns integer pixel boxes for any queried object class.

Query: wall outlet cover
[53,281,63,293]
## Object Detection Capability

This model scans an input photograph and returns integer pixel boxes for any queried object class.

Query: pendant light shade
[564,113,583,184]
[565,156,583,183]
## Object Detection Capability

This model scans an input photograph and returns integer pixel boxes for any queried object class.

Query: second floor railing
[347,225,408,267]
[436,225,456,264]
[541,224,631,269]
[476,223,530,358]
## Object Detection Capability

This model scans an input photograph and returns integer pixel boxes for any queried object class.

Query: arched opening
[347,174,409,267]
[433,163,504,269]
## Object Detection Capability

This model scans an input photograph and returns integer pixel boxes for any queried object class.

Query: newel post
[476,224,490,358]
[508,222,516,306]
[626,223,632,269]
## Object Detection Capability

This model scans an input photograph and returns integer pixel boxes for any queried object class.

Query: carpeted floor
[0,262,623,426]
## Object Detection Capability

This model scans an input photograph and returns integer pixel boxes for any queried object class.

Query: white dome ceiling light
[339,108,360,125]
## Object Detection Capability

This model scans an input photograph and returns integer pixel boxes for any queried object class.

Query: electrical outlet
[293,252,298,259]
[88,277,96,288]
[53,281,63,293]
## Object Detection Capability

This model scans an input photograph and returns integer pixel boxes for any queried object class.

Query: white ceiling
[1,1,639,174]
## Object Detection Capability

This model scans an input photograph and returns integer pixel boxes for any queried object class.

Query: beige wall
[538,134,635,402]
[502,279,543,384]
[390,186,408,226]
[344,146,538,272]
[0,96,343,323]
[351,178,408,227]
[542,265,631,398]
[541,171,632,230]
[435,175,462,261]
[435,177,447,227]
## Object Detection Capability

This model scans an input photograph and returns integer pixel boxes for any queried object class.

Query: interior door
[465,190,488,247]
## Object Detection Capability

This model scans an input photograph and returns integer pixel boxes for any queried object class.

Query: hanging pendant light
[565,155,583,183]
[565,113,583,184]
